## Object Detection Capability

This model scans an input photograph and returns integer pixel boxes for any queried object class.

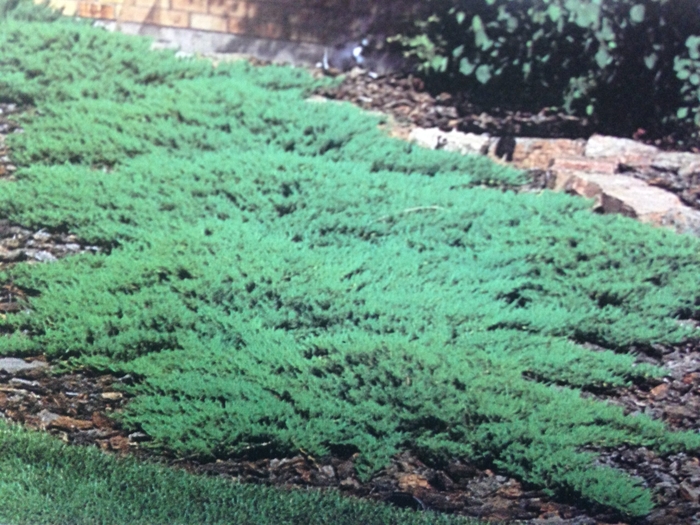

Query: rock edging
[409,128,700,236]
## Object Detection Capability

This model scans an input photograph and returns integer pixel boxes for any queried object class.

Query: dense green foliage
[0,0,61,21]
[391,0,700,139]
[0,420,479,525]
[675,34,700,127]
[1,13,700,518]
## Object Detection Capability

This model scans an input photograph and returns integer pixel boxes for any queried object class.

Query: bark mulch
[311,68,700,154]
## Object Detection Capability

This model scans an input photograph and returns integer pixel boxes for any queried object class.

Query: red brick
[132,0,170,7]
[117,5,152,23]
[208,0,254,17]
[77,1,115,19]
[228,17,284,39]
[158,9,189,27]
[49,0,78,15]
[190,12,227,31]
[118,5,188,27]
[171,0,207,13]
[288,26,324,43]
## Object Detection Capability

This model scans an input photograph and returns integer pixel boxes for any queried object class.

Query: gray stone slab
[0,357,48,375]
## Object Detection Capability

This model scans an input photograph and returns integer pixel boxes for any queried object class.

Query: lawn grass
[0,418,480,525]
[1,4,700,520]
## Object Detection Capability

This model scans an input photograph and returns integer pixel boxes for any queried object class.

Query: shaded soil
[1,89,700,524]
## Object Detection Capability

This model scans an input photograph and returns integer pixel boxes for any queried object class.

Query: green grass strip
[0,419,479,525]
[0,5,699,519]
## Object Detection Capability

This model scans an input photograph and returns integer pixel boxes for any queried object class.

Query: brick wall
[45,0,420,45]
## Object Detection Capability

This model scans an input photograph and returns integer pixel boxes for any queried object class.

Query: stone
[507,138,586,170]
[32,230,52,242]
[559,172,695,224]
[407,127,434,148]
[551,156,618,175]
[562,174,637,218]
[0,248,25,262]
[317,465,336,480]
[33,250,57,263]
[408,127,492,155]
[679,161,700,178]
[0,358,48,375]
[650,152,700,173]
[442,130,492,155]
[658,208,700,237]
[36,409,60,428]
[585,134,659,160]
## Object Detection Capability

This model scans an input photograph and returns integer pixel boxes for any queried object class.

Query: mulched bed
[1,84,700,524]
[312,68,700,154]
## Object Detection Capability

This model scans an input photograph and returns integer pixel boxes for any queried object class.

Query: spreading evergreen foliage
[0,419,479,525]
[1,13,700,519]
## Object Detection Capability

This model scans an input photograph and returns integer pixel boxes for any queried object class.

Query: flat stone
[656,208,700,237]
[33,250,57,263]
[36,409,60,428]
[509,138,586,170]
[679,161,700,178]
[407,127,441,149]
[443,130,492,155]
[551,156,618,175]
[585,134,659,159]
[558,171,696,223]
[408,127,492,155]
[0,248,25,262]
[651,152,700,173]
[32,230,52,242]
[0,358,48,375]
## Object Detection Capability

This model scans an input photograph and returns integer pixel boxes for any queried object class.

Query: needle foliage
[1,12,699,519]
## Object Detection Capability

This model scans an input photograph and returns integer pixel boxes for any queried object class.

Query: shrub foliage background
[1,12,700,518]
[391,0,700,140]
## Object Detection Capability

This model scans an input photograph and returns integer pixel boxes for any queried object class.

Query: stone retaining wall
[44,0,419,45]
